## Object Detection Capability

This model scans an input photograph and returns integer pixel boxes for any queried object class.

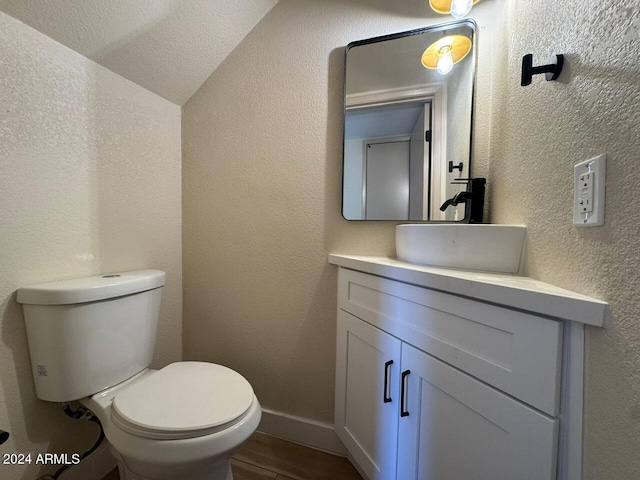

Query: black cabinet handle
[401,369,411,417]
[383,360,393,403]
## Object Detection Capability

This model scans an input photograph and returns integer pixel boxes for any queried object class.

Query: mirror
[342,20,476,221]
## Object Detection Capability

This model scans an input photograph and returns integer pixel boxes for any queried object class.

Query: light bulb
[450,0,473,18]
[436,46,454,75]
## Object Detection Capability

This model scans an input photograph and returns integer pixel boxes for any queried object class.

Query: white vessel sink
[395,224,526,274]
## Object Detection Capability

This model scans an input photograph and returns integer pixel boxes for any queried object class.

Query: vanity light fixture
[421,35,472,75]
[429,0,480,18]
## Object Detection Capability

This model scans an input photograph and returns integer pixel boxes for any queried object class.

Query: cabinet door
[335,310,401,480]
[397,343,558,480]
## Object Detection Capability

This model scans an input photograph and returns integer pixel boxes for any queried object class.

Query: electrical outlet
[573,154,606,226]
[578,172,594,213]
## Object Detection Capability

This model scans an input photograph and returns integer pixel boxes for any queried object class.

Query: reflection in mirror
[342,20,476,221]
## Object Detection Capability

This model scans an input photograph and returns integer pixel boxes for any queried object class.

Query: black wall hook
[521,54,564,86]
[448,161,463,173]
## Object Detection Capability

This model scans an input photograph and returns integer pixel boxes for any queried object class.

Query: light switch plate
[573,154,606,226]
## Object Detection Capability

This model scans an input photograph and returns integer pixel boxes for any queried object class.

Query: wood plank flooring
[102,468,120,480]
[102,432,362,480]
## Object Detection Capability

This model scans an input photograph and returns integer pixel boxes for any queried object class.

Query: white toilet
[17,270,261,480]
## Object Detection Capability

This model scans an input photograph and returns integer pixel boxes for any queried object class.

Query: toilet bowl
[82,365,262,480]
[17,270,260,480]
[80,362,262,480]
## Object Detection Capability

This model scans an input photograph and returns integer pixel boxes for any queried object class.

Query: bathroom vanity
[329,254,606,480]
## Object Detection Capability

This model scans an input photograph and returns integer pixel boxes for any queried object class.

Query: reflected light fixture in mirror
[430,0,480,18]
[421,35,472,75]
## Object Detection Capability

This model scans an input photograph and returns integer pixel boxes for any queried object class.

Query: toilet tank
[17,270,166,402]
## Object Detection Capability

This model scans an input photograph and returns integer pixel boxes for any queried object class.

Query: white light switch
[573,154,606,226]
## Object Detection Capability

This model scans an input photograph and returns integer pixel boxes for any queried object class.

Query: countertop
[329,254,607,327]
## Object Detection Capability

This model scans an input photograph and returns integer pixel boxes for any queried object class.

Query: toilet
[17,270,261,480]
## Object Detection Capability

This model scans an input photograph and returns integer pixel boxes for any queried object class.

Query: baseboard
[59,410,346,479]
[347,451,369,480]
[59,442,116,480]
[257,408,347,456]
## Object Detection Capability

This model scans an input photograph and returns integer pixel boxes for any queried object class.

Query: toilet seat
[111,362,254,440]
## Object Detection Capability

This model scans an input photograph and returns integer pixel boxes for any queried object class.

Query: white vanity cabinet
[330,255,607,480]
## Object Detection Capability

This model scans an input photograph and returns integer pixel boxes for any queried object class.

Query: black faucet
[439,178,486,223]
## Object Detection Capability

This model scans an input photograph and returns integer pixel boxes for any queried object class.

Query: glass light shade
[436,47,454,75]
[429,0,480,16]
[451,0,473,18]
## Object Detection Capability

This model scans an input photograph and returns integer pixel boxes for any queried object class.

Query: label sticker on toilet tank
[36,365,48,376]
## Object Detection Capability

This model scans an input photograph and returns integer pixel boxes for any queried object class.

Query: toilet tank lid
[17,270,166,305]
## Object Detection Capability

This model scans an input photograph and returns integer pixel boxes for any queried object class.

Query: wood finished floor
[102,432,363,480]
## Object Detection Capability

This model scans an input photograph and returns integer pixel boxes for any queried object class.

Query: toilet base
[112,449,234,480]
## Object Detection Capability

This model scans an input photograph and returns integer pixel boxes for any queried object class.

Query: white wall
[0,12,182,480]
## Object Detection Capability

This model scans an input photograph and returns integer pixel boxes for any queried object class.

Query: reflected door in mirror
[365,140,410,220]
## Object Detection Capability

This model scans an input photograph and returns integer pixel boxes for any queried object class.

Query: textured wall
[0,0,279,105]
[490,1,640,478]
[182,0,498,424]
[0,12,182,480]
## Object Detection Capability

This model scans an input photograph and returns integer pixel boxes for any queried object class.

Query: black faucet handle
[440,178,486,223]
[452,177,486,190]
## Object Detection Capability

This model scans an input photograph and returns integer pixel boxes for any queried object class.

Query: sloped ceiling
[0,0,279,105]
